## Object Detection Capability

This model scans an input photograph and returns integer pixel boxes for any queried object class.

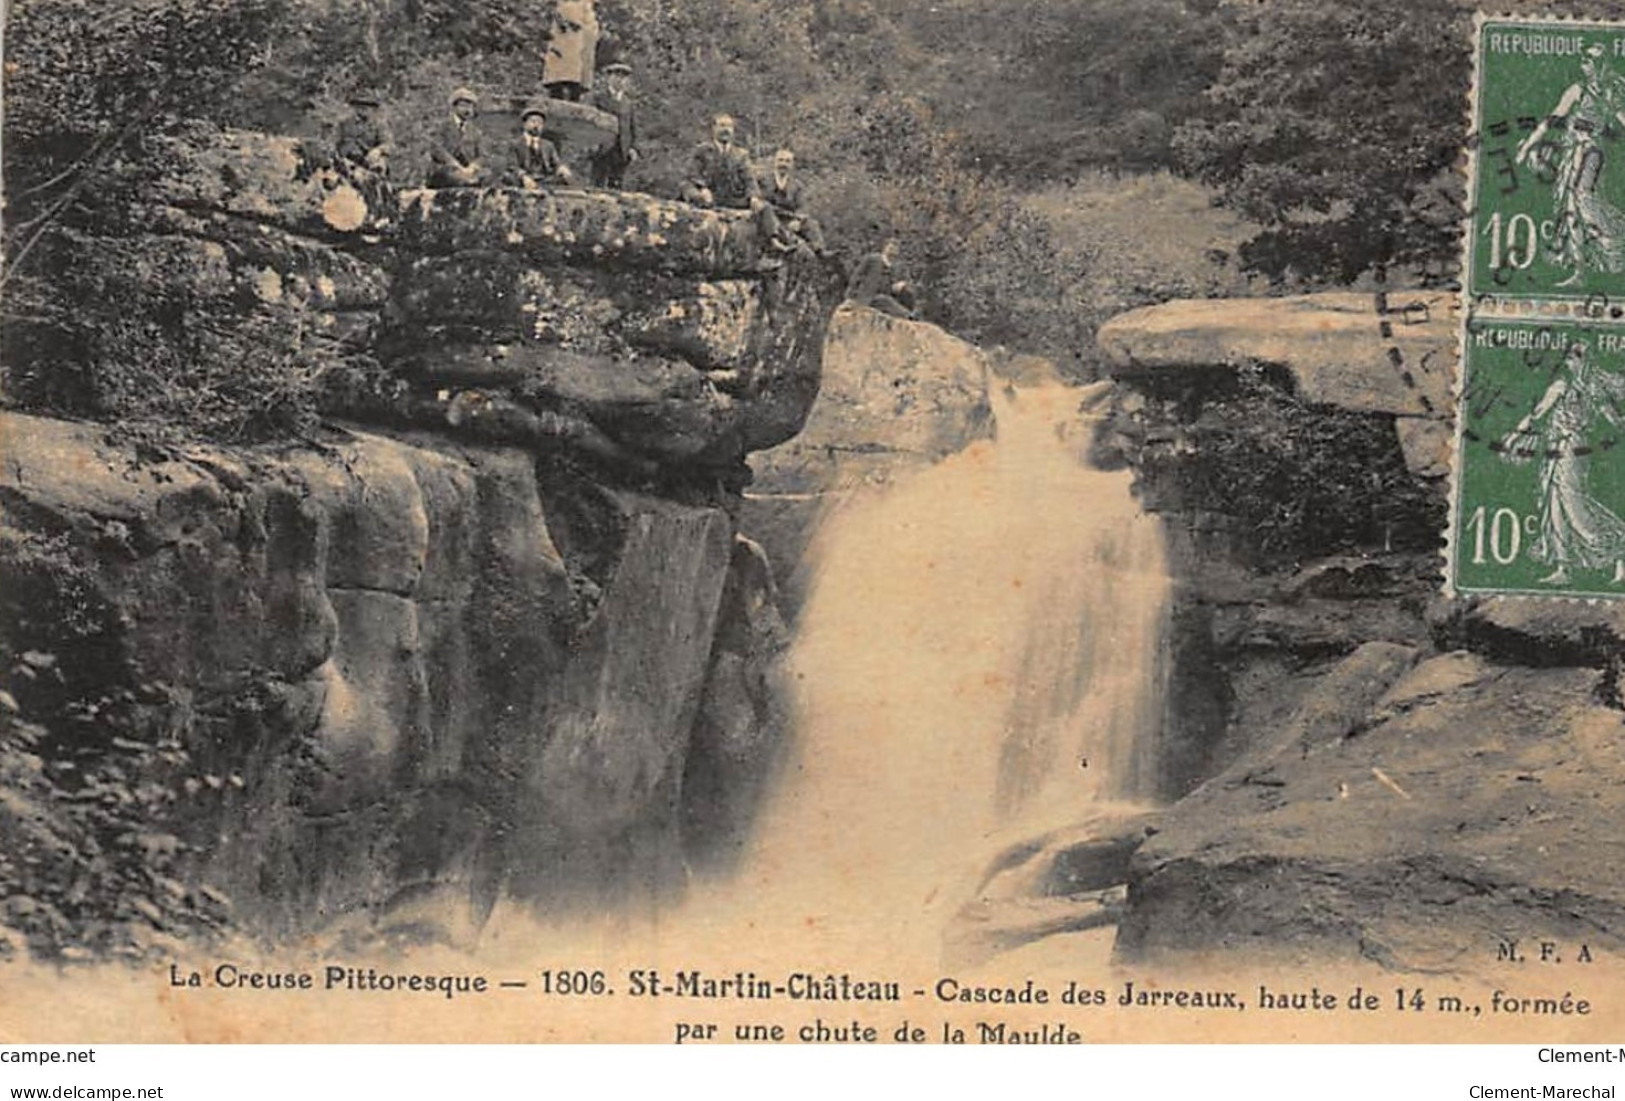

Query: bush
[1131,373,1445,566]
[0,535,232,961]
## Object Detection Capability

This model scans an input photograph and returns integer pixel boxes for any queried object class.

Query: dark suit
[336,115,390,170]
[506,134,566,187]
[758,168,826,253]
[586,87,637,189]
[683,141,758,209]
[427,116,489,187]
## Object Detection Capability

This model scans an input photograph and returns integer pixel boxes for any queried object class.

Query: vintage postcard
[1,0,1623,1049]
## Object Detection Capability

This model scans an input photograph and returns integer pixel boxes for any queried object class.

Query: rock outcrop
[60,125,841,478]
[0,121,834,949]
[742,305,1000,610]
[1093,291,1625,970]
[1118,654,1625,970]
[0,411,790,939]
[1098,290,1454,477]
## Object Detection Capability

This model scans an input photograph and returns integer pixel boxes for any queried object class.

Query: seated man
[846,236,918,319]
[681,114,781,257]
[335,89,391,175]
[427,87,491,188]
[506,102,572,190]
[681,114,758,210]
[757,148,827,255]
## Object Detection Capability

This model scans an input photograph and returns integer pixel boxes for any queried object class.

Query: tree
[3,0,291,282]
[1173,0,1470,284]
[883,0,1227,180]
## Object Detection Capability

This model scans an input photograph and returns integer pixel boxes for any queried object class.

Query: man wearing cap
[586,61,638,189]
[507,102,572,190]
[427,87,490,188]
[336,89,391,174]
[757,148,826,256]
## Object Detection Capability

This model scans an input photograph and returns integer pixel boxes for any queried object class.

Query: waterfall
[474,380,1173,972]
[724,381,1172,957]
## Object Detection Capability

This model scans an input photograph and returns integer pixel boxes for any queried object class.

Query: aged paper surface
[2,1,1624,1047]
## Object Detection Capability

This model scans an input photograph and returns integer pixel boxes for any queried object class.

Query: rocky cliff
[0,123,838,955]
[1094,293,1625,969]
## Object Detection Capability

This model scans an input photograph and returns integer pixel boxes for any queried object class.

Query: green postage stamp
[1453,17,1625,598]
[1469,18,1625,298]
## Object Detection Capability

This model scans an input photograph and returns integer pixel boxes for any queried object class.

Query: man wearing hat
[507,102,572,191]
[586,61,638,189]
[427,86,490,188]
[335,89,391,175]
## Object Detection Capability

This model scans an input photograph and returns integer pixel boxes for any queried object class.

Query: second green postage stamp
[1452,318,1625,597]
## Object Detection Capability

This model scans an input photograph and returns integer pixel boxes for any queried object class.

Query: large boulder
[1118,657,1625,970]
[384,250,834,467]
[48,125,843,477]
[751,304,995,495]
[742,306,997,610]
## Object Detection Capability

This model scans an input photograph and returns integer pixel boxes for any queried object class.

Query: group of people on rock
[330,0,917,318]
[407,65,635,193]
[680,114,828,261]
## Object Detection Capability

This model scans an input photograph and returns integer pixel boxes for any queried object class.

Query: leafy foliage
[890,0,1229,180]
[1132,374,1446,566]
[1173,0,1470,284]
[0,536,231,961]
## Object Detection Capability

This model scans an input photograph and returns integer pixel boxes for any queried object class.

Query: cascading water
[478,379,1173,973]
[719,380,1173,960]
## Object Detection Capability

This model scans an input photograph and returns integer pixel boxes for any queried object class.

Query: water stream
[479,381,1174,970]
[715,381,1173,960]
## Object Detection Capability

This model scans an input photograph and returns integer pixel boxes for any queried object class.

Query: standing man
[507,103,572,190]
[427,87,490,188]
[544,0,600,103]
[586,61,638,189]
[758,148,826,255]
[846,236,918,319]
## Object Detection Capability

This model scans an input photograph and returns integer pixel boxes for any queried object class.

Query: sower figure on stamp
[1516,43,1625,287]
[586,61,638,189]
[544,0,599,103]
[427,87,491,188]
[1499,340,1625,586]
[757,148,827,256]
[506,102,572,190]
[846,236,918,320]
